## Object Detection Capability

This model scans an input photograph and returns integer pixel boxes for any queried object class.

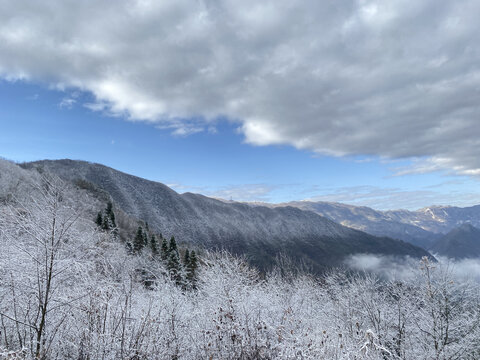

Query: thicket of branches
[1,175,480,359]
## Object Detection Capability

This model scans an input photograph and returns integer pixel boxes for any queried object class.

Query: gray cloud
[1,0,480,174]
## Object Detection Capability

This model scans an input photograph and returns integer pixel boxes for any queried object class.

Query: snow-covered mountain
[280,201,480,249]
[20,159,432,272]
[0,161,475,359]
[279,201,437,248]
[385,205,480,234]
[430,223,480,259]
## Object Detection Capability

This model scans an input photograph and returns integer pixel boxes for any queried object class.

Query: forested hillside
[21,159,432,272]
[1,160,480,359]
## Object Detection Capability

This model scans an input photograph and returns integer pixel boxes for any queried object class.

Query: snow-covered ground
[1,165,479,359]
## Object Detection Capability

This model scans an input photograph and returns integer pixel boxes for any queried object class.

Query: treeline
[95,202,198,289]
[2,174,480,359]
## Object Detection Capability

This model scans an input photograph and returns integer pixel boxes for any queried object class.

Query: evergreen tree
[167,247,182,285]
[150,234,158,256]
[143,228,148,246]
[160,236,168,261]
[95,212,103,227]
[102,215,110,231]
[105,201,116,228]
[106,201,113,216]
[109,208,116,228]
[189,250,198,271]
[187,250,198,288]
[184,249,190,266]
[96,202,116,232]
[169,236,178,254]
[133,226,145,254]
[166,236,182,285]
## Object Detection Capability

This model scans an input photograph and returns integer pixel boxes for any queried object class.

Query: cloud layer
[308,184,480,210]
[1,0,480,174]
[346,253,480,283]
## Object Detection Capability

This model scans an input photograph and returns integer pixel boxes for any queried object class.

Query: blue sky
[1,1,480,210]
[1,80,479,210]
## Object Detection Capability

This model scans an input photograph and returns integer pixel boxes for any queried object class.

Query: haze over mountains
[0,157,474,266]
[276,201,438,249]
[3,157,480,359]
[18,159,435,272]
[279,201,480,259]
[431,223,480,259]
[281,201,480,249]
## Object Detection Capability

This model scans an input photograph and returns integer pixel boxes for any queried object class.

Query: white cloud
[167,182,277,202]
[207,183,278,202]
[1,0,480,175]
[307,185,480,210]
[346,254,480,283]
[345,254,418,280]
[59,97,76,109]
[59,91,80,109]
[155,121,205,137]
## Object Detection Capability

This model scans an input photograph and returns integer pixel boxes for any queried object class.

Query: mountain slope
[282,201,480,249]
[22,159,433,272]
[385,206,480,234]
[280,201,438,248]
[430,223,480,259]
[0,157,42,203]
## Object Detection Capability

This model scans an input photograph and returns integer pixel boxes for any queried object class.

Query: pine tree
[184,249,190,266]
[189,250,198,271]
[169,236,177,254]
[109,209,116,228]
[95,202,116,232]
[143,228,148,246]
[187,250,198,288]
[166,236,182,285]
[102,215,110,231]
[105,201,116,228]
[95,212,103,227]
[160,236,168,261]
[133,226,145,254]
[150,234,158,256]
[167,248,182,285]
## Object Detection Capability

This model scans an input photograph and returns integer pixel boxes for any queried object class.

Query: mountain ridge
[20,159,433,272]
[279,201,480,249]
[276,201,437,248]
[430,223,480,259]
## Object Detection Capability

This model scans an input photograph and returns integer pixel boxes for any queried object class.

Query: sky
[1,0,480,210]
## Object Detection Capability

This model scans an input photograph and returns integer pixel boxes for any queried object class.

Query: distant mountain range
[20,159,432,272]
[278,201,480,250]
[274,201,437,248]
[430,223,480,259]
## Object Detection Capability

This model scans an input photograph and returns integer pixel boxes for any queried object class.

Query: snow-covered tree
[2,163,480,359]
[0,175,98,358]
[133,226,145,254]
